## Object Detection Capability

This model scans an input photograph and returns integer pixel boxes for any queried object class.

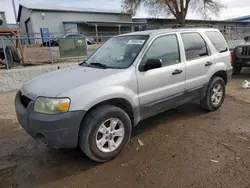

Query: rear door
[204,31,231,68]
[180,32,214,99]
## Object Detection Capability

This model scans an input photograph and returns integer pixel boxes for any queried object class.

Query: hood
[21,65,123,100]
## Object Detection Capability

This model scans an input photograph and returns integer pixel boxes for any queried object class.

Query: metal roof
[17,4,129,22]
[228,15,250,22]
[63,21,146,25]
[133,17,247,24]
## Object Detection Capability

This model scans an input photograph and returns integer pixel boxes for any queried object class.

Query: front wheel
[200,77,225,111]
[79,105,132,162]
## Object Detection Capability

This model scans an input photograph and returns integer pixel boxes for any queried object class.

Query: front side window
[205,31,228,53]
[143,34,180,66]
[181,33,209,61]
[85,35,149,69]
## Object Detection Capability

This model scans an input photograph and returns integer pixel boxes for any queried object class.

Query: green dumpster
[58,37,87,58]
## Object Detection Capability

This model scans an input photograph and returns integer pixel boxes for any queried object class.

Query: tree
[122,0,224,26]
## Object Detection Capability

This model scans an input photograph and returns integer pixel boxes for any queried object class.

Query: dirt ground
[0,70,250,188]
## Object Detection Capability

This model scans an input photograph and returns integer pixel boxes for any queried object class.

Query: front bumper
[233,58,250,67]
[226,66,233,83]
[15,91,85,148]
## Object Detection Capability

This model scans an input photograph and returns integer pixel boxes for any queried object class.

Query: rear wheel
[200,77,225,111]
[79,105,132,162]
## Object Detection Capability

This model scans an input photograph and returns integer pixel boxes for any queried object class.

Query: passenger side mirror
[143,59,162,71]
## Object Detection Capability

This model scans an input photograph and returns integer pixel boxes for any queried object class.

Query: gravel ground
[0,72,250,188]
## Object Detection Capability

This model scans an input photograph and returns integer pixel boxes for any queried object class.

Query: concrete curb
[0,63,77,92]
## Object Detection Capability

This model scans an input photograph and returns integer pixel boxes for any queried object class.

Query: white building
[17,4,144,37]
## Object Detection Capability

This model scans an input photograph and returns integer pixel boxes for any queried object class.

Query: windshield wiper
[89,62,108,69]
[78,61,86,66]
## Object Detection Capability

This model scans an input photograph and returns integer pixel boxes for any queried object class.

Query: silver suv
[15,28,232,162]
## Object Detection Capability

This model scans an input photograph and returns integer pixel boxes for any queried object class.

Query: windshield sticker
[127,40,145,45]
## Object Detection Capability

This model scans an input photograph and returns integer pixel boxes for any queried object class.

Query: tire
[233,66,242,74]
[51,42,59,47]
[6,45,21,63]
[200,77,226,111]
[79,105,132,162]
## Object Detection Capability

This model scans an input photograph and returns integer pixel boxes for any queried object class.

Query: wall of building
[30,11,132,35]
[63,23,78,33]
[0,62,77,92]
[7,23,20,28]
[0,12,7,28]
[18,7,32,34]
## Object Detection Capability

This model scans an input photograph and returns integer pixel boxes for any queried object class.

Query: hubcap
[211,83,223,106]
[96,118,125,153]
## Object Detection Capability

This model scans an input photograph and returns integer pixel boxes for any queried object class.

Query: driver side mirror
[143,58,162,71]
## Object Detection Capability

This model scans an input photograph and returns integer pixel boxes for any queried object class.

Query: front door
[136,34,186,119]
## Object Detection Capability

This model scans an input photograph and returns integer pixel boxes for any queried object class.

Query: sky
[1,0,250,23]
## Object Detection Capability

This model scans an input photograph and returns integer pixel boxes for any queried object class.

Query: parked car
[62,34,96,45]
[86,38,96,45]
[41,35,59,47]
[15,28,232,162]
[42,34,95,47]
[232,36,250,74]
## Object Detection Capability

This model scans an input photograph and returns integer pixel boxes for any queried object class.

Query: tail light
[230,52,233,65]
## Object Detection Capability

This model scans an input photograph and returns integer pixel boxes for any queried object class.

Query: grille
[242,46,250,56]
[20,94,31,108]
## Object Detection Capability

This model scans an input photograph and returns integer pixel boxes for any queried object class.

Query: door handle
[172,69,183,75]
[205,61,213,66]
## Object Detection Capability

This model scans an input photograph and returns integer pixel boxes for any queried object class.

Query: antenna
[12,0,17,23]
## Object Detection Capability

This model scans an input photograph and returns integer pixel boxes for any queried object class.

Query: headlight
[34,97,70,114]
[237,47,243,54]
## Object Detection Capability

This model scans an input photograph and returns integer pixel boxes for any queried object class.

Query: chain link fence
[19,31,130,45]
[0,35,98,70]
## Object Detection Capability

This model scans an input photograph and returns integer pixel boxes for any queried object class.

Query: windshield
[85,35,149,69]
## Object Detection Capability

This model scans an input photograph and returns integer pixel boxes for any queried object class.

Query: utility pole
[12,0,17,23]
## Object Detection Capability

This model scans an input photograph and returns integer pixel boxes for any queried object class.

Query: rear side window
[181,33,208,61]
[205,31,228,53]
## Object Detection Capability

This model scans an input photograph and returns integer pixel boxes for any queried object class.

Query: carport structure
[0,28,22,50]
[63,21,147,41]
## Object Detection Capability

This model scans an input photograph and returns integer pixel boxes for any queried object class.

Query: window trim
[181,32,211,61]
[205,31,228,53]
[138,33,181,71]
